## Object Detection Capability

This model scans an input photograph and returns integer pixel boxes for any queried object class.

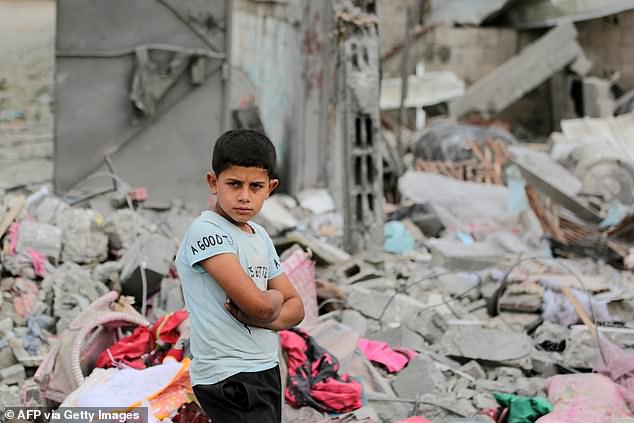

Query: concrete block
[428,239,512,271]
[345,286,427,324]
[103,209,148,250]
[459,360,486,380]
[15,221,62,260]
[0,364,25,385]
[334,258,382,285]
[405,309,448,344]
[440,326,533,370]
[57,208,108,263]
[392,355,446,398]
[285,232,351,265]
[120,233,178,305]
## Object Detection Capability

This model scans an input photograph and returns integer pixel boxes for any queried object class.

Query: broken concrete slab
[440,326,533,370]
[428,239,513,271]
[450,23,590,118]
[367,325,428,353]
[392,354,446,398]
[120,233,177,305]
[0,364,25,385]
[345,286,428,324]
[15,221,62,260]
[283,231,351,265]
[339,309,368,336]
[459,360,487,381]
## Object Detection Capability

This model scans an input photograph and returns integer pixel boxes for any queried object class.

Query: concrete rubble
[2,1,634,422]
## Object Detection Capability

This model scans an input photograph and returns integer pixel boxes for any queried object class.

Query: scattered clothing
[494,393,552,423]
[357,338,417,373]
[281,328,362,414]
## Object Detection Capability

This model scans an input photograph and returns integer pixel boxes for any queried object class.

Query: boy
[175,129,305,423]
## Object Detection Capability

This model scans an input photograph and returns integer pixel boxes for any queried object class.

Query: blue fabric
[176,210,283,386]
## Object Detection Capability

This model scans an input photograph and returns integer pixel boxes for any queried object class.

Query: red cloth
[280,329,362,414]
[96,310,189,369]
[151,310,188,344]
[95,326,153,369]
[357,338,417,373]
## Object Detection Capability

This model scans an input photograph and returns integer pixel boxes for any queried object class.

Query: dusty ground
[0,0,55,189]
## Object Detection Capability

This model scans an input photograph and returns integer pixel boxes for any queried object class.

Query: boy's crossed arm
[201,253,305,331]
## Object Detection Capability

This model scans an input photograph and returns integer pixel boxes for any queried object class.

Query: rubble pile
[0,188,195,412]
[0,160,632,422]
[2,1,634,422]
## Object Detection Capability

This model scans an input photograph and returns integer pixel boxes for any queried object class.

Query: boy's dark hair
[212,129,277,178]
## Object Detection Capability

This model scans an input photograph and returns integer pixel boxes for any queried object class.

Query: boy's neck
[212,204,254,234]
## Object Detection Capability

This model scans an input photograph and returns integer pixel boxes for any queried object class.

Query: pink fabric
[594,337,634,412]
[536,374,634,423]
[357,338,417,373]
[26,248,49,277]
[282,250,318,326]
[395,418,432,423]
[8,222,19,255]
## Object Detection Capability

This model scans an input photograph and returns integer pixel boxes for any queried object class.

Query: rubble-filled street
[1,0,634,422]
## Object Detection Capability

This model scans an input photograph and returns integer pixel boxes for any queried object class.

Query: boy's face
[207,165,279,225]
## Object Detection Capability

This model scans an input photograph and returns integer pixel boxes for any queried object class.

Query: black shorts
[193,365,282,423]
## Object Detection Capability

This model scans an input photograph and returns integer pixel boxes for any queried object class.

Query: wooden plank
[561,286,598,339]
[0,196,26,239]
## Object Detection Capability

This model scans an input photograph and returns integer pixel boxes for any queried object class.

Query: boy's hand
[226,274,304,332]
[225,290,283,326]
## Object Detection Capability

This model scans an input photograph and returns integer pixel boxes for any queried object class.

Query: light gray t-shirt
[175,210,283,386]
